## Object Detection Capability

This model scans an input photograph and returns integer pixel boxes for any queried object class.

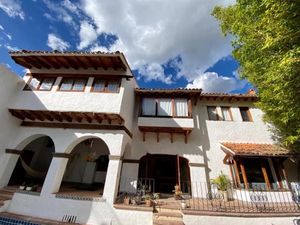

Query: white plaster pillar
[0,152,20,187]
[40,154,69,196]
[103,155,123,204]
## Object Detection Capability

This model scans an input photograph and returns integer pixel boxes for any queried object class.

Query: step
[155,211,183,218]
[0,189,16,196]
[0,193,14,199]
[153,219,185,225]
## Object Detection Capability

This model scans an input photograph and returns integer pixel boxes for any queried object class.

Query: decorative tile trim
[55,194,106,202]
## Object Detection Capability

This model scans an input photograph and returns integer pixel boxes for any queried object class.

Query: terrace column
[103,155,123,204]
[40,153,70,196]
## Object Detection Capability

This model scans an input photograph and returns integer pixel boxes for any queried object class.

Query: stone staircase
[153,208,184,225]
[0,186,17,211]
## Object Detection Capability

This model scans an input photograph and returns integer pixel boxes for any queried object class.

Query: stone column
[0,150,21,187]
[40,153,69,196]
[103,155,123,204]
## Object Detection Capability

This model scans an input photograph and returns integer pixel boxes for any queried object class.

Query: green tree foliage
[213,0,300,151]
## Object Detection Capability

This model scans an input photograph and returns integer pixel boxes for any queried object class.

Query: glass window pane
[207,106,218,120]
[72,79,86,91]
[27,78,41,90]
[106,80,119,92]
[221,107,232,121]
[158,98,172,116]
[39,78,55,90]
[142,98,156,116]
[60,79,73,91]
[93,79,105,92]
[175,99,188,117]
[240,107,251,121]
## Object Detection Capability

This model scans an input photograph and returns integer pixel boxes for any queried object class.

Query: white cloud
[77,20,98,49]
[5,32,12,40]
[186,72,247,93]
[47,33,70,51]
[138,63,173,84]
[62,0,79,15]
[0,24,3,30]
[0,0,25,19]
[4,44,19,51]
[43,0,77,29]
[80,0,234,83]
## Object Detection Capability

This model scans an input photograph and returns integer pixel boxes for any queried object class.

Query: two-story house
[0,50,299,225]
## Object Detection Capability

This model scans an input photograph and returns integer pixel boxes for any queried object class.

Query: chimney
[247,89,256,95]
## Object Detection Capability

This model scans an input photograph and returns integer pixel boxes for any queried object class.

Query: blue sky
[0,0,252,93]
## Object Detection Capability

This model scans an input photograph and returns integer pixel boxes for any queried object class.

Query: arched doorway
[8,136,55,191]
[138,154,191,194]
[58,138,109,196]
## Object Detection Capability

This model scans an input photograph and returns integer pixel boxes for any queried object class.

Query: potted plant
[211,172,231,201]
[173,184,183,200]
[124,194,130,205]
[143,194,153,207]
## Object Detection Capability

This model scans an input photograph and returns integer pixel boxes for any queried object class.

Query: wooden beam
[85,56,98,69]
[47,57,61,69]
[21,121,133,138]
[55,57,70,69]
[110,57,118,70]
[184,131,188,144]
[177,155,181,190]
[23,110,36,120]
[64,57,79,69]
[9,109,25,120]
[170,133,173,143]
[42,111,54,121]
[5,149,22,155]
[229,164,237,188]
[31,111,45,121]
[116,57,127,71]
[97,57,107,70]
[13,57,32,68]
[60,112,72,122]
[75,57,88,69]
[233,159,241,188]
[24,56,43,69]
[272,158,283,189]
[83,113,93,123]
[156,132,159,143]
[239,160,249,189]
[51,112,63,122]
[93,113,103,123]
[32,56,51,69]
[261,160,271,190]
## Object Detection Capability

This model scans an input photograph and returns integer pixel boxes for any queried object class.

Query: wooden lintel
[261,160,271,190]
[5,149,22,155]
[52,152,71,158]
[21,121,133,138]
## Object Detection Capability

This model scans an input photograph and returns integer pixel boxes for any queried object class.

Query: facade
[0,50,299,225]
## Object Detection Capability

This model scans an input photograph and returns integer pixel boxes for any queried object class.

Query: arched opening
[58,138,109,197]
[8,136,55,192]
[138,154,191,195]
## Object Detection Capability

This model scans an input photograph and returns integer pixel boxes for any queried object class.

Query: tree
[212,0,300,151]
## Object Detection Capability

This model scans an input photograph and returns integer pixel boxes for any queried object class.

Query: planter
[221,190,229,201]
[145,199,153,207]
[124,198,130,205]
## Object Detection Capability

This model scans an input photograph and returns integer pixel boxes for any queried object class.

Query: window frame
[58,78,88,92]
[91,78,121,93]
[239,107,253,122]
[207,106,219,121]
[141,97,191,118]
[220,106,233,121]
[23,77,56,91]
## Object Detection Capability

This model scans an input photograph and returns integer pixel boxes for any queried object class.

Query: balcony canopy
[9,50,130,72]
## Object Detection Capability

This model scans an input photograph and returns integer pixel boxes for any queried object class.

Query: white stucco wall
[0,65,23,187]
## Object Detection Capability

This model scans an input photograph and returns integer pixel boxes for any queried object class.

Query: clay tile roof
[135,88,202,96]
[220,142,298,157]
[9,50,122,55]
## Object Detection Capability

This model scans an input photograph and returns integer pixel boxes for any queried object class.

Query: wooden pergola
[8,108,132,137]
[9,50,130,72]
[221,142,299,190]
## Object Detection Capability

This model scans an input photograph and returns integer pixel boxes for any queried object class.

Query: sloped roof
[220,142,298,157]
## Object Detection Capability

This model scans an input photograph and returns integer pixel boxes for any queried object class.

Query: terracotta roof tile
[220,142,298,157]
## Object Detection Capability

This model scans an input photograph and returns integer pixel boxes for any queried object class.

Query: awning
[9,50,129,71]
[220,142,298,158]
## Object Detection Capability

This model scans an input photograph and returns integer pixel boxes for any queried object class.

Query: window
[175,99,188,117]
[207,106,218,120]
[141,97,190,117]
[91,79,120,93]
[158,98,172,116]
[240,107,252,121]
[59,78,87,91]
[221,107,232,121]
[24,77,55,91]
[142,98,156,116]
